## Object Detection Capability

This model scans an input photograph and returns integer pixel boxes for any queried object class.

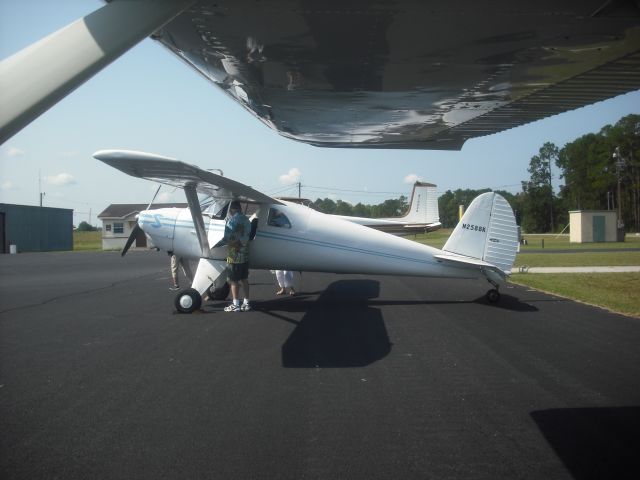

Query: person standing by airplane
[169,252,181,290]
[215,200,252,312]
[274,270,295,296]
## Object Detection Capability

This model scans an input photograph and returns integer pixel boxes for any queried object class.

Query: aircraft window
[202,199,229,219]
[268,208,291,228]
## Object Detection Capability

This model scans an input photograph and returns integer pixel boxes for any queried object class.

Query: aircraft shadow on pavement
[278,279,392,368]
[260,292,537,314]
[531,406,640,480]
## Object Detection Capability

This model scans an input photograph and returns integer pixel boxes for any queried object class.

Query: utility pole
[38,170,45,206]
[298,182,301,199]
[613,146,625,230]
[548,157,554,232]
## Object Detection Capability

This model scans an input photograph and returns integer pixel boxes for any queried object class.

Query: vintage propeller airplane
[334,181,441,235]
[95,150,518,314]
[284,181,441,235]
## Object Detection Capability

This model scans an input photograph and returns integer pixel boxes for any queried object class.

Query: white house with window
[98,203,186,250]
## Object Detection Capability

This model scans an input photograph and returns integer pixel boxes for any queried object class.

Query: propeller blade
[122,223,142,257]
[122,185,160,257]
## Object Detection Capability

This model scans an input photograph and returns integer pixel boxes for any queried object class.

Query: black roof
[98,203,187,219]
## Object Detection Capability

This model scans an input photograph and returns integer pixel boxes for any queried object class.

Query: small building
[0,203,73,253]
[569,210,618,243]
[98,203,186,250]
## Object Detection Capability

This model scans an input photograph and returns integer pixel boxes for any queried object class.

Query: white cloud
[6,146,25,157]
[279,167,301,185]
[404,173,422,184]
[157,192,173,203]
[1,181,14,190]
[46,173,76,186]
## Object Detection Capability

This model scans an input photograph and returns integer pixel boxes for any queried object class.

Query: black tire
[208,282,230,301]
[174,288,202,313]
[486,289,500,303]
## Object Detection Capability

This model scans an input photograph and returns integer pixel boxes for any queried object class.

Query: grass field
[414,229,640,318]
[73,231,102,251]
[520,233,640,250]
[514,251,640,267]
[510,273,640,318]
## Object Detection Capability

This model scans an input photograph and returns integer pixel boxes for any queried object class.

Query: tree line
[311,196,409,218]
[312,114,639,233]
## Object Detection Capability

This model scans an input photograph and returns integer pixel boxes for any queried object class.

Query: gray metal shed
[0,203,73,253]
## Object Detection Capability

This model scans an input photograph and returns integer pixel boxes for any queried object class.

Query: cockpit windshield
[201,196,229,219]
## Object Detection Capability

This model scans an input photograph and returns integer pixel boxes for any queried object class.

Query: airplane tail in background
[398,182,439,225]
[441,192,518,274]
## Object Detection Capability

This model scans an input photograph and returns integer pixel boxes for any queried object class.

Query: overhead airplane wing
[151,0,640,150]
[94,149,281,205]
[1,1,639,148]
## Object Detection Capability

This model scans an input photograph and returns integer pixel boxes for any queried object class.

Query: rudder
[442,192,518,274]
[402,182,439,224]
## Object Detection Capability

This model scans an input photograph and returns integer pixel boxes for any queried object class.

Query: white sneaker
[224,303,241,312]
[240,302,251,312]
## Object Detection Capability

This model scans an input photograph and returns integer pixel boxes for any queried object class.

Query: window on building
[113,222,124,234]
[105,224,112,232]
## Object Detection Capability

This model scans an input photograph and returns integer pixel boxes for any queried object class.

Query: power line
[303,184,406,195]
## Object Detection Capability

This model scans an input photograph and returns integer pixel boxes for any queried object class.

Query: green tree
[313,198,337,214]
[335,200,353,216]
[521,142,558,232]
[438,189,490,228]
[76,221,97,232]
[555,114,640,231]
[352,203,371,217]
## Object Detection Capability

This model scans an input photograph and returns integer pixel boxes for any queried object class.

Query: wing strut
[0,0,197,144]
[184,183,211,258]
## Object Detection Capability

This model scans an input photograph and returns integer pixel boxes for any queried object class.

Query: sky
[1,1,639,226]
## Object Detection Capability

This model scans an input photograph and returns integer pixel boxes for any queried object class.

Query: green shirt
[224,212,251,264]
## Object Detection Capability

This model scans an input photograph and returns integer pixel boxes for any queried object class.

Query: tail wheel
[174,288,202,313]
[486,289,500,303]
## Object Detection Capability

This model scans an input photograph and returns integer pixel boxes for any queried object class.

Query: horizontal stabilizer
[434,252,495,268]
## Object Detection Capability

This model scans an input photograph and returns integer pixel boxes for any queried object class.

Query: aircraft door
[207,217,226,260]
[251,203,310,269]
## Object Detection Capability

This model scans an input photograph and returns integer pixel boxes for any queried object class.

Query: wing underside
[94,149,280,205]
[152,0,640,150]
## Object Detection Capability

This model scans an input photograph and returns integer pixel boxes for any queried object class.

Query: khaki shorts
[228,262,249,281]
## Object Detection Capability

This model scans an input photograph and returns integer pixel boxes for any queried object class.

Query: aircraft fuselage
[139,202,479,280]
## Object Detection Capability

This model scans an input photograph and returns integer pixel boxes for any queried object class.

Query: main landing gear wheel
[174,288,202,313]
[208,282,230,301]
[486,289,500,303]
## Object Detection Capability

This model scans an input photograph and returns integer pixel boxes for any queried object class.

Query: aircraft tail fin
[399,182,439,224]
[442,192,518,274]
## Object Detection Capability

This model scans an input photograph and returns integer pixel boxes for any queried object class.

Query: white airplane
[95,150,518,314]
[334,182,441,235]
[279,182,441,235]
